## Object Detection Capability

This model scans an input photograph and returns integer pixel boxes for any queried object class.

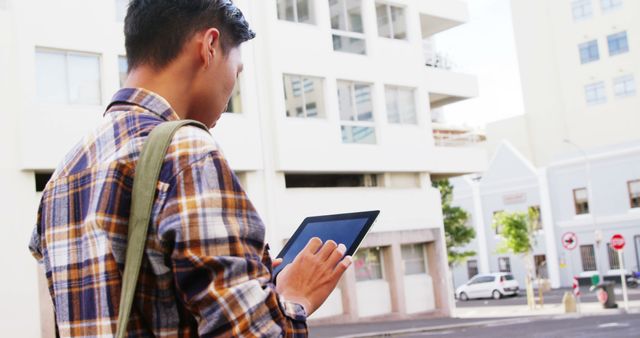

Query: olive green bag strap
[115,119,209,338]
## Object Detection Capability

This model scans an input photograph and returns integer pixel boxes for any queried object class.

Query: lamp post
[563,139,602,282]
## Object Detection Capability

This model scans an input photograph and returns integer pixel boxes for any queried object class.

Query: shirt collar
[105,87,180,121]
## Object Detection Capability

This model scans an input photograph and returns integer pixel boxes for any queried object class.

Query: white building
[486,0,639,166]
[0,0,486,336]
[451,141,640,290]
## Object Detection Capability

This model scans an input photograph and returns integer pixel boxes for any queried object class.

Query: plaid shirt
[29,88,308,337]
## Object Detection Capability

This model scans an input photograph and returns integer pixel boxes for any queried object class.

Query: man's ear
[201,28,221,69]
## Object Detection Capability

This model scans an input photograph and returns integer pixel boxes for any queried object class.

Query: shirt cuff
[279,298,308,322]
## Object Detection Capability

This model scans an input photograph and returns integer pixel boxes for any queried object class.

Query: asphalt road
[397,313,640,338]
[455,287,640,307]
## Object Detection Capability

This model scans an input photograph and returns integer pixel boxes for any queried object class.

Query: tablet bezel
[273,210,380,278]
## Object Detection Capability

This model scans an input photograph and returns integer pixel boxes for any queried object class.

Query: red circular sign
[611,234,625,251]
[562,232,578,250]
[597,288,608,304]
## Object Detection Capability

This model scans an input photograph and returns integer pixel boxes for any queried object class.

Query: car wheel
[492,290,502,300]
[459,292,469,301]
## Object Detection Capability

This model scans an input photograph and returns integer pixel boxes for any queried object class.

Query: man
[29,0,351,337]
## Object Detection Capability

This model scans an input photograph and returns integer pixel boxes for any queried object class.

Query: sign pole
[618,249,629,311]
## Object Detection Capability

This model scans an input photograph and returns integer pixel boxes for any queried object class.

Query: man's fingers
[332,255,353,278]
[326,243,346,266]
[317,240,338,261]
[272,258,283,268]
[301,237,323,256]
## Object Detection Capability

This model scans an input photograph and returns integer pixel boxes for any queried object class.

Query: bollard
[562,291,577,313]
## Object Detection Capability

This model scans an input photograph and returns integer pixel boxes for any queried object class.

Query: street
[396,313,640,338]
[455,287,640,307]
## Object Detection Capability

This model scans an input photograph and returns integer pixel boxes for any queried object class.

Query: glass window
[283,74,324,118]
[629,180,640,208]
[613,74,636,98]
[225,80,243,113]
[354,247,384,281]
[36,49,102,105]
[401,243,427,275]
[528,205,542,230]
[115,0,128,22]
[467,260,478,279]
[493,210,503,234]
[330,0,366,54]
[385,86,417,125]
[573,188,590,215]
[572,0,593,21]
[579,40,599,64]
[607,31,629,56]
[607,243,621,270]
[601,0,623,12]
[584,81,606,105]
[580,244,597,271]
[118,56,128,88]
[277,0,315,24]
[498,257,511,273]
[375,3,407,40]
[337,80,376,144]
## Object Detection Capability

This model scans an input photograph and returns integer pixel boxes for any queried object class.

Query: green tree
[433,179,476,267]
[492,208,540,308]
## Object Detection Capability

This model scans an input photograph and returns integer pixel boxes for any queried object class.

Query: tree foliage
[433,179,476,267]
[492,208,539,255]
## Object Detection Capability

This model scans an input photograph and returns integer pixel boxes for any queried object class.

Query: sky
[433,0,526,129]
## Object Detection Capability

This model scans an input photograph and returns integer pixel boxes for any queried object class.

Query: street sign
[562,232,578,250]
[611,234,625,251]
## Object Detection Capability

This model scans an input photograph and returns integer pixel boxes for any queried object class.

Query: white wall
[356,280,392,317]
[403,274,436,314]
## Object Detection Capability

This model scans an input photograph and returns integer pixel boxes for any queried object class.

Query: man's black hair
[124,0,255,71]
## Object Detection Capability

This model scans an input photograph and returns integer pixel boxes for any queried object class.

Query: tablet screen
[273,211,379,279]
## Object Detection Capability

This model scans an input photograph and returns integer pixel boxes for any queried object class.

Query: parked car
[456,273,520,301]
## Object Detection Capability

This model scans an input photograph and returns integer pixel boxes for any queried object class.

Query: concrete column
[340,265,359,321]
[426,233,452,316]
[384,243,406,314]
[537,168,562,288]
[469,179,491,275]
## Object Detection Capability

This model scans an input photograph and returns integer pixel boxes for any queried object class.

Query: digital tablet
[272,210,380,279]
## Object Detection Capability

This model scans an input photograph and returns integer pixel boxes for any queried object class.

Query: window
[607,243,621,270]
[498,257,511,273]
[584,81,606,105]
[534,255,548,278]
[580,244,597,271]
[493,210,504,234]
[607,31,629,56]
[118,56,127,88]
[115,0,128,22]
[36,49,102,105]
[613,74,636,98]
[225,81,243,113]
[354,247,384,281]
[330,0,366,54]
[375,3,407,40]
[573,188,590,215]
[578,40,599,64]
[601,0,623,12]
[284,173,378,188]
[277,0,314,24]
[401,243,427,275]
[528,205,542,231]
[283,74,324,118]
[35,172,53,192]
[337,80,376,144]
[467,260,478,279]
[385,86,416,124]
[629,180,640,208]
[572,0,593,21]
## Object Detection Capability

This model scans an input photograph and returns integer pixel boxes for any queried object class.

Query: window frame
[337,80,377,144]
[354,246,385,282]
[580,244,597,271]
[607,243,621,270]
[607,31,629,56]
[375,2,407,40]
[571,0,593,21]
[578,40,599,64]
[276,0,316,24]
[613,74,636,98]
[600,0,623,12]
[283,74,325,118]
[573,187,590,215]
[385,85,417,125]
[628,179,640,209]
[498,257,511,273]
[401,243,427,276]
[584,81,607,105]
[330,0,367,54]
[467,259,479,280]
[35,47,103,106]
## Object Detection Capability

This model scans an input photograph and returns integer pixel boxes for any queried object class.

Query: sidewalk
[455,299,640,318]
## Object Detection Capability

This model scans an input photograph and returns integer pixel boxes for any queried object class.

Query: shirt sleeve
[157,148,308,338]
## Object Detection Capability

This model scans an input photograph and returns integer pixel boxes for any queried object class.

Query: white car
[456,273,520,301]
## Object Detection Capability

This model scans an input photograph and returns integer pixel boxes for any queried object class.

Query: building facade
[0,0,485,336]
[486,0,639,166]
[451,141,640,290]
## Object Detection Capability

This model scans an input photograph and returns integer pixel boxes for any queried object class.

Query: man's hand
[275,237,352,316]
